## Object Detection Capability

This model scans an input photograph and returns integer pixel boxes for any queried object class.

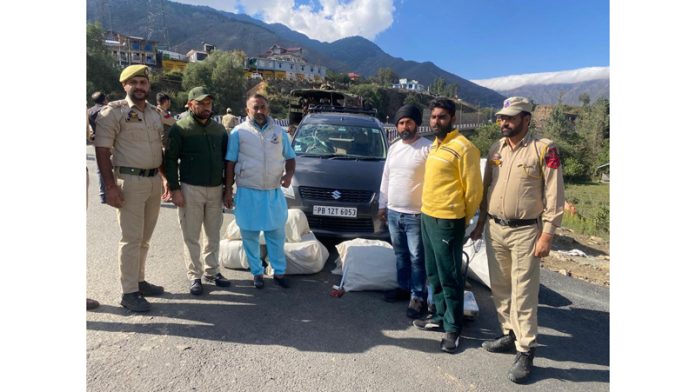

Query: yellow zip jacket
[421,130,483,221]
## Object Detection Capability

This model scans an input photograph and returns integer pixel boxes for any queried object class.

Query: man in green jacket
[165,86,231,296]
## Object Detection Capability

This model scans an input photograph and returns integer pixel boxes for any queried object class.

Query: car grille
[307,216,375,233]
[299,186,374,203]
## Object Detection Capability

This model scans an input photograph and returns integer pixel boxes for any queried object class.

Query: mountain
[472,67,610,105]
[86,0,504,107]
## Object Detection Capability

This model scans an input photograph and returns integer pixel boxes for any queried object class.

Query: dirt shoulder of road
[542,227,610,287]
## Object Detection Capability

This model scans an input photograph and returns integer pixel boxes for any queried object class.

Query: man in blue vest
[223,94,296,289]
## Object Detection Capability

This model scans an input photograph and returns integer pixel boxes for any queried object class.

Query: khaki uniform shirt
[482,132,564,234]
[94,96,165,170]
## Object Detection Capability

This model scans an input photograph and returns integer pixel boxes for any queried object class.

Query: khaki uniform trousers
[116,172,162,294]
[177,183,223,281]
[485,219,541,352]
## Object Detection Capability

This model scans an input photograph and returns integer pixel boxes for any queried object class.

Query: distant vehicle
[250,72,263,79]
[287,88,363,126]
[284,107,389,240]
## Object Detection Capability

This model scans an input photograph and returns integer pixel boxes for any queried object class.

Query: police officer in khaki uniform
[94,64,168,312]
[471,96,564,383]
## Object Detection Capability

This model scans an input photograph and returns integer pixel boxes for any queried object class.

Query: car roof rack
[307,105,378,117]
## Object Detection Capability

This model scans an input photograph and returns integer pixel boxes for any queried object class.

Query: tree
[376,67,398,86]
[578,92,591,107]
[575,98,610,173]
[444,83,458,98]
[544,97,591,181]
[430,77,446,96]
[326,70,350,85]
[470,123,501,156]
[182,50,247,114]
[348,83,388,120]
[403,93,421,107]
[86,23,120,101]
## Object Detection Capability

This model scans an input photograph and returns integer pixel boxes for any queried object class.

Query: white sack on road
[224,215,242,241]
[285,208,311,243]
[219,239,249,270]
[463,237,491,289]
[266,232,330,276]
[333,238,399,292]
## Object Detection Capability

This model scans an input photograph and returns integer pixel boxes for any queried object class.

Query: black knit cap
[394,104,422,126]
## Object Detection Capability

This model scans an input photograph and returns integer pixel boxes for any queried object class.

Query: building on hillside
[186,43,215,63]
[348,72,361,81]
[158,49,188,73]
[244,44,327,82]
[392,78,425,92]
[104,31,158,68]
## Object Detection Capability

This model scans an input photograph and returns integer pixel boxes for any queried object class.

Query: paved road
[86,147,609,391]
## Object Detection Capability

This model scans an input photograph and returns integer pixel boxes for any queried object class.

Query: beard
[432,122,453,139]
[192,109,212,121]
[253,113,267,125]
[398,129,416,141]
[501,123,522,138]
[127,89,148,102]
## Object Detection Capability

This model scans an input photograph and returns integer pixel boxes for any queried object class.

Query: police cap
[119,65,150,83]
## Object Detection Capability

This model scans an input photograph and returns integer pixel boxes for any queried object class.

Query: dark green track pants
[421,213,467,333]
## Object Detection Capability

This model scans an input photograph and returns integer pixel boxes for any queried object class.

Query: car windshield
[293,123,386,159]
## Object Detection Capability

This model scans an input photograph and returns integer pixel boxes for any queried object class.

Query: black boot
[482,331,516,353]
[508,347,535,384]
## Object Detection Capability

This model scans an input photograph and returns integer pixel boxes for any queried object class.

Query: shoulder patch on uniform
[107,100,127,108]
[538,137,553,147]
[545,147,561,169]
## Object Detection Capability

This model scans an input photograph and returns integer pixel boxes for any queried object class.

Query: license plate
[313,205,357,218]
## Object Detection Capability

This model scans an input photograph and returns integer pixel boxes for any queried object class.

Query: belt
[488,214,537,227]
[118,167,158,177]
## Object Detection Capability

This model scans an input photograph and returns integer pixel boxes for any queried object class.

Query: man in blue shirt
[223,94,296,289]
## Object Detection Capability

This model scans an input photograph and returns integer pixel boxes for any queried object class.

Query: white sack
[254,209,311,245]
[463,237,490,289]
[224,215,242,241]
[285,209,311,243]
[219,239,249,270]
[284,232,329,274]
[462,210,491,289]
[266,232,329,276]
[333,238,399,292]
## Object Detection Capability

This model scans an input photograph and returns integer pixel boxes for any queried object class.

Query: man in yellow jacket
[413,98,483,354]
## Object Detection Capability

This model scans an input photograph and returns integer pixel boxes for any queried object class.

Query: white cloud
[472,66,610,91]
[180,0,395,42]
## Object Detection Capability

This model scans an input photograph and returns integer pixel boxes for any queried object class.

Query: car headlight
[282,185,295,199]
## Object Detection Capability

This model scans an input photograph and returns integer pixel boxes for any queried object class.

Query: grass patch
[563,182,610,240]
